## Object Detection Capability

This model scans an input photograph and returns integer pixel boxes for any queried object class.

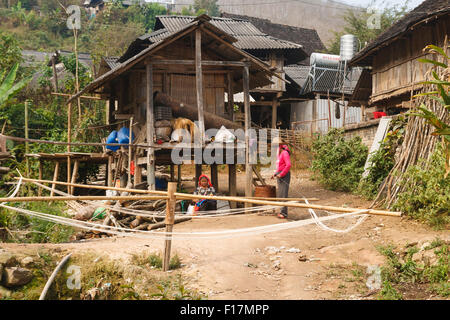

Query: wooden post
[107,155,113,187]
[195,164,202,188]
[38,160,43,197]
[272,97,277,129]
[51,55,58,92]
[195,29,205,146]
[70,160,79,195]
[228,164,237,209]
[25,101,29,177]
[327,90,332,130]
[163,182,177,272]
[146,63,156,190]
[67,102,72,194]
[312,95,318,134]
[177,165,182,189]
[170,165,175,182]
[50,162,60,197]
[211,164,218,192]
[243,63,253,205]
[227,72,234,118]
[128,117,133,186]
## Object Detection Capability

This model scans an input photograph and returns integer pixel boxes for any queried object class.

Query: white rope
[278,177,368,233]
[28,181,277,218]
[0,202,365,240]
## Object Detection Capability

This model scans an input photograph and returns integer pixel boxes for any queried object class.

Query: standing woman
[272,137,292,219]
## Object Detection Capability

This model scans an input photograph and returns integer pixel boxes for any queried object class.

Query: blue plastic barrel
[117,127,135,148]
[106,131,119,152]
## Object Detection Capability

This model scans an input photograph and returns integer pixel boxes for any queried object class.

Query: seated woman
[192,174,217,213]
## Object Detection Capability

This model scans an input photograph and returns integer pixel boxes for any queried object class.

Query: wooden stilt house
[68,15,281,200]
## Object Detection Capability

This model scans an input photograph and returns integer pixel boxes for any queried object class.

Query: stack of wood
[70,195,188,241]
[373,64,449,209]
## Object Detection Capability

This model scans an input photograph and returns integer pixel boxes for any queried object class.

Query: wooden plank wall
[371,18,449,105]
[120,70,227,133]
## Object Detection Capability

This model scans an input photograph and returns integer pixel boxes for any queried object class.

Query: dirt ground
[1,169,448,300]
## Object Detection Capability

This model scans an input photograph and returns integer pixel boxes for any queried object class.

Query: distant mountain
[171,0,363,45]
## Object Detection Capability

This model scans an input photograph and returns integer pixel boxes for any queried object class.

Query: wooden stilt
[107,155,113,187]
[177,164,181,189]
[128,117,133,187]
[70,160,79,195]
[170,164,175,182]
[146,62,156,190]
[163,182,177,272]
[50,162,60,197]
[228,164,237,209]
[211,164,218,192]
[272,97,277,129]
[243,63,253,206]
[195,164,202,188]
[195,29,205,146]
[38,160,43,197]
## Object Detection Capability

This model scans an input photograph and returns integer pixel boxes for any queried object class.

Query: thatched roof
[350,0,450,66]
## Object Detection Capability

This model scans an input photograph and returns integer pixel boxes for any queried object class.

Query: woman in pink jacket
[272,138,292,219]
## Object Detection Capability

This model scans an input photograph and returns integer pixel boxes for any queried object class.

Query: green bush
[393,147,450,229]
[311,128,368,192]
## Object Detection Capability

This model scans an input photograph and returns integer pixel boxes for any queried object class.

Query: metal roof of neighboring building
[221,12,326,57]
[350,0,450,66]
[284,65,311,88]
[154,15,304,51]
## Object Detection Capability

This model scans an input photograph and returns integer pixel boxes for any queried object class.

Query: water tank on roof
[310,53,340,68]
[340,34,358,61]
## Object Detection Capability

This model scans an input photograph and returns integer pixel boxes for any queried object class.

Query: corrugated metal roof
[103,56,120,70]
[284,65,310,88]
[154,15,303,51]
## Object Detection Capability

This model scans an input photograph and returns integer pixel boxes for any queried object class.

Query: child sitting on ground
[192,175,217,213]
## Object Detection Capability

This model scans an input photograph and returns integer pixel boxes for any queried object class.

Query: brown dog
[171,118,198,142]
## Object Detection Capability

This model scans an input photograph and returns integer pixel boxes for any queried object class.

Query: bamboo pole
[50,162,60,198]
[39,253,72,300]
[0,195,167,203]
[163,182,177,272]
[25,100,29,177]
[14,177,402,217]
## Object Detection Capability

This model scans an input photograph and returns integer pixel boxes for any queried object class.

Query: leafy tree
[327,1,410,54]
[0,31,23,73]
[193,0,220,16]
[127,2,167,32]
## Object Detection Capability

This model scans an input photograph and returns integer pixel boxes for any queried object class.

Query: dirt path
[1,170,448,300]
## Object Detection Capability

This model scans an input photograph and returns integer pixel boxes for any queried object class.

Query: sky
[339,0,424,10]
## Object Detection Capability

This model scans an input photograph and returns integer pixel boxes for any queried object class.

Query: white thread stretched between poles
[277,176,368,233]
[28,181,279,218]
[7,176,369,239]
[0,202,365,240]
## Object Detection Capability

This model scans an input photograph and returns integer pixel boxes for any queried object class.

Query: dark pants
[197,200,217,212]
[277,171,290,217]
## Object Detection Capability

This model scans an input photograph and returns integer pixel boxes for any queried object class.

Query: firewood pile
[69,190,186,241]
